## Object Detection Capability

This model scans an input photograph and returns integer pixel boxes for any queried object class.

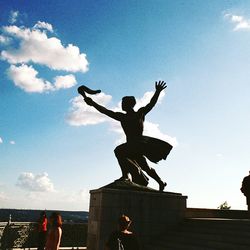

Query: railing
[0,222,88,249]
[185,208,249,219]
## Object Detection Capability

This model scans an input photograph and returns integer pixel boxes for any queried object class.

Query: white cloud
[9,10,19,24]
[0,35,11,44]
[16,172,55,192]
[33,21,53,32]
[0,137,3,143]
[7,64,77,93]
[66,93,112,126]
[0,20,89,93]
[1,24,89,72]
[67,89,177,146]
[224,13,250,31]
[54,74,77,90]
[8,64,53,93]
[9,140,15,145]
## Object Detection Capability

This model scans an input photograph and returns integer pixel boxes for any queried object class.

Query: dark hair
[40,211,47,218]
[50,212,62,228]
[118,214,131,230]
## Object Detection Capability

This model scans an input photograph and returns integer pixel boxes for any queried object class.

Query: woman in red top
[45,212,62,250]
[37,211,47,250]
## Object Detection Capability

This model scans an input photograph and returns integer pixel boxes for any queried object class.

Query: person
[37,211,47,250]
[241,171,250,214]
[105,214,140,250]
[78,81,172,191]
[45,212,62,250]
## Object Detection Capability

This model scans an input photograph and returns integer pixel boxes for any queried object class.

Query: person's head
[121,96,136,112]
[118,214,131,231]
[40,211,46,219]
[49,212,62,228]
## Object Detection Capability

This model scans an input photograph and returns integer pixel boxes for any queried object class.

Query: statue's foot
[159,181,167,192]
[116,176,131,182]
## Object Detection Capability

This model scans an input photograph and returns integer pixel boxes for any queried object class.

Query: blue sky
[1,0,250,211]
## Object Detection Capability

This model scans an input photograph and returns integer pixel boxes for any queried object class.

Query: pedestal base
[87,181,187,250]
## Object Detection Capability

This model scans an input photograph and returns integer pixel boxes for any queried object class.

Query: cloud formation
[8,64,53,93]
[9,10,19,24]
[67,93,112,126]
[67,90,178,146]
[224,13,250,31]
[8,64,77,93]
[1,13,89,93]
[33,21,53,32]
[0,137,3,144]
[1,24,88,72]
[16,172,55,192]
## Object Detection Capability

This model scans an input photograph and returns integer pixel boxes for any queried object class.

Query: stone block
[87,185,187,250]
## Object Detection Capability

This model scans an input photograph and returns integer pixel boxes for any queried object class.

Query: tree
[217,201,231,210]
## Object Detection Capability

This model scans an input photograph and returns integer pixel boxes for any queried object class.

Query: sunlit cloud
[1,13,89,93]
[8,64,77,93]
[8,64,53,93]
[224,13,250,31]
[54,74,77,90]
[33,21,53,32]
[66,93,112,126]
[16,172,55,192]
[9,140,15,145]
[9,10,19,24]
[0,35,11,44]
[0,137,3,144]
[67,89,177,146]
[1,23,89,72]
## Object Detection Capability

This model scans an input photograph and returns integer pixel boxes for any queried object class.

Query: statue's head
[122,96,136,111]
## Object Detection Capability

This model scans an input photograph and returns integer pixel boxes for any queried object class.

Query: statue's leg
[136,156,167,191]
[114,144,131,180]
[127,158,149,186]
[114,144,148,186]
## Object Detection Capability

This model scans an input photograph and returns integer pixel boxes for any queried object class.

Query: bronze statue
[78,81,172,191]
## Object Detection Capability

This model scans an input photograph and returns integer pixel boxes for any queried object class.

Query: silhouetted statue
[241,171,250,215]
[78,81,173,191]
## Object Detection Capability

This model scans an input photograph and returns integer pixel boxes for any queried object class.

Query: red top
[38,217,47,232]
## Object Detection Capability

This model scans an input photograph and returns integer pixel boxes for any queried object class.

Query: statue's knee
[114,144,126,157]
[114,146,120,157]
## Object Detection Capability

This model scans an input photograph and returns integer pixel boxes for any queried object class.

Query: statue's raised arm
[142,80,167,115]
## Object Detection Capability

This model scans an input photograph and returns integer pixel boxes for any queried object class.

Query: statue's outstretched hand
[155,80,167,92]
[78,86,86,96]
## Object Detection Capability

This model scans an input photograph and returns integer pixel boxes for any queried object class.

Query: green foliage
[217,201,231,210]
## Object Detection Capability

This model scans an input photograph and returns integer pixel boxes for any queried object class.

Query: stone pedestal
[87,182,187,250]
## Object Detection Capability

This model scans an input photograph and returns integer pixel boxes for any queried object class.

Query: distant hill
[0,208,88,223]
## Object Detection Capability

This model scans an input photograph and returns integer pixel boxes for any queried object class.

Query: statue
[78,81,172,191]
